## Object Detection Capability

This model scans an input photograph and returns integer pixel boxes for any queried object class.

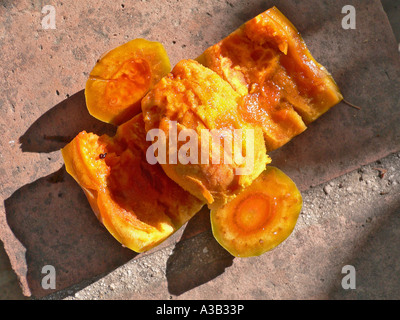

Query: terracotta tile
[0,0,399,298]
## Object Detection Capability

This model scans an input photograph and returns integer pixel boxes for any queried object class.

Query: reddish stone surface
[0,0,399,298]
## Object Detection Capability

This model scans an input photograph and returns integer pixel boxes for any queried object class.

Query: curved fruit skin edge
[61,136,176,253]
[61,136,123,248]
[266,7,343,117]
[210,166,303,258]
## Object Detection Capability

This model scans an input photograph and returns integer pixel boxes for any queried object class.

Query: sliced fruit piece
[61,131,111,191]
[85,38,171,125]
[141,59,270,208]
[210,166,302,257]
[61,114,204,253]
[197,6,343,152]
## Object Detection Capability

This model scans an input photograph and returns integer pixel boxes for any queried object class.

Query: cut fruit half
[210,166,302,257]
[61,114,204,253]
[141,59,270,208]
[197,6,343,152]
[85,38,171,125]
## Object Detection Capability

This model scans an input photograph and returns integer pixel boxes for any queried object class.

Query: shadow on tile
[4,165,137,298]
[5,91,134,298]
[327,200,400,299]
[0,241,27,300]
[166,208,234,296]
[19,89,116,154]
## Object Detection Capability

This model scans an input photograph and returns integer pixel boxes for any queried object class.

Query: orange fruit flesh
[211,166,302,257]
[141,59,270,207]
[61,114,204,253]
[196,6,343,152]
[232,193,275,235]
[103,58,152,122]
[85,38,171,125]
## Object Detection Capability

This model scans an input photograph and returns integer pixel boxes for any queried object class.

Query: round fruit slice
[85,38,171,125]
[210,166,302,257]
